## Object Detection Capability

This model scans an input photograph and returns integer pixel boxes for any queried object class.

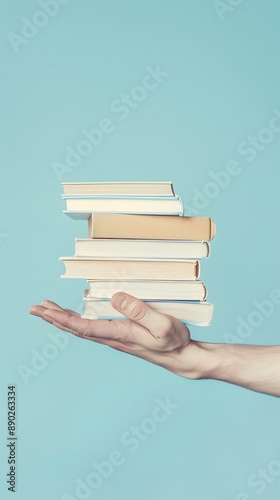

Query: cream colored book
[59,257,200,280]
[63,196,183,216]
[82,298,214,327]
[75,239,210,259]
[88,214,216,241]
[62,181,175,196]
[85,281,207,301]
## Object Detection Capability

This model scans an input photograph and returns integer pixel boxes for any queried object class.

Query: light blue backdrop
[1,1,280,499]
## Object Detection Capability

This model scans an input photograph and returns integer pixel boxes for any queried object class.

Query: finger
[30,303,80,318]
[29,305,47,317]
[41,300,80,317]
[40,300,64,310]
[30,304,134,343]
[33,306,133,353]
[30,304,130,353]
[48,315,139,354]
[64,309,80,316]
[41,307,128,342]
[111,293,172,339]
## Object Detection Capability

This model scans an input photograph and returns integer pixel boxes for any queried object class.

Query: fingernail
[113,293,127,310]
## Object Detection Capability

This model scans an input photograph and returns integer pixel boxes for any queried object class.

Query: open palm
[29,293,193,375]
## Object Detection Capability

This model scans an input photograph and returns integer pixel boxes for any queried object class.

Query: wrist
[166,339,280,396]
[169,341,224,380]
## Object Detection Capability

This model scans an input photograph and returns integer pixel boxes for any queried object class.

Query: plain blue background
[1,1,280,499]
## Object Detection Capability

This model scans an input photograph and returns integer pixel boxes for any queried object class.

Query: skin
[29,292,280,397]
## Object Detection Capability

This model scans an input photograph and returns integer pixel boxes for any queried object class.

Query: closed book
[82,297,214,326]
[88,214,216,241]
[62,181,175,196]
[75,238,210,259]
[59,257,200,280]
[63,196,183,217]
[85,281,207,301]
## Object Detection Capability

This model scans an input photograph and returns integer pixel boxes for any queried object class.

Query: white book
[62,181,175,196]
[85,280,207,301]
[63,195,183,218]
[82,298,214,327]
[75,239,210,260]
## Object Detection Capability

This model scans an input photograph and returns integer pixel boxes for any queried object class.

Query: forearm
[174,342,280,397]
[30,296,280,397]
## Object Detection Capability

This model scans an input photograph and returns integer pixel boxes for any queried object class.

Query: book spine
[88,215,93,238]
[202,283,207,301]
[176,195,184,216]
[196,260,200,279]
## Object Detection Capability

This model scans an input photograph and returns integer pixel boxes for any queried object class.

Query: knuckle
[128,302,147,322]
[76,318,91,338]
[159,316,174,337]
[110,320,125,343]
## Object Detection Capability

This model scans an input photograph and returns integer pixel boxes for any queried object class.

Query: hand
[29,293,201,379]
[29,293,280,395]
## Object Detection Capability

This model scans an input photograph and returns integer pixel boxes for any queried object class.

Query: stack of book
[60,182,216,326]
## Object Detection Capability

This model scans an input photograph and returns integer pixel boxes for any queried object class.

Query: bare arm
[180,342,280,396]
[29,293,280,397]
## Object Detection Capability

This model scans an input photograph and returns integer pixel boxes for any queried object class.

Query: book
[88,214,216,240]
[59,257,200,280]
[85,281,207,301]
[58,180,216,328]
[82,297,214,326]
[62,181,175,196]
[63,196,183,216]
[75,239,210,259]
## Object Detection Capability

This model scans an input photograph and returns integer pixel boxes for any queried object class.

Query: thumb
[111,293,168,332]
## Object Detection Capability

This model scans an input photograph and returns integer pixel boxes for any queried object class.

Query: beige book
[88,214,216,241]
[62,181,175,196]
[82,298,214,326]
[59,257,200,280]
